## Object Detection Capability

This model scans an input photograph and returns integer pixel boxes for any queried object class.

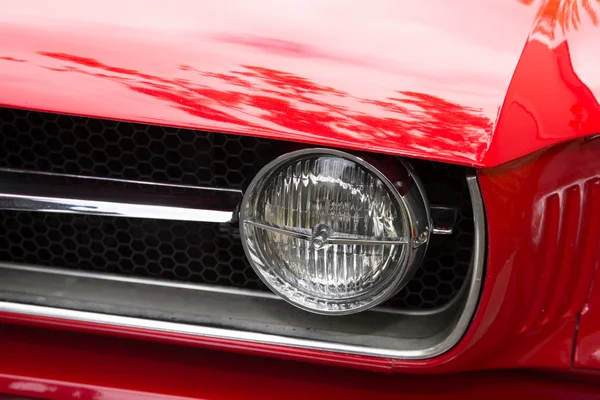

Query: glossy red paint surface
[462,137,600,371]
[1,324,600,400]
[0,311,394,373]
[485,0,600,166]
[0,0,597,167]
[402,136,600,372]
[0,0,599,384]
[575,246,600,369]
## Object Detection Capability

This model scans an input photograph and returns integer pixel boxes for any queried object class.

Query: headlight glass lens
[241,149,427,314]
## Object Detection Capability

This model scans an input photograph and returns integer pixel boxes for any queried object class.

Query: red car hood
[0,0,598,167]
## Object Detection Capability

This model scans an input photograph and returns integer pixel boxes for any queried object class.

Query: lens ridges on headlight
[240,149,431,315]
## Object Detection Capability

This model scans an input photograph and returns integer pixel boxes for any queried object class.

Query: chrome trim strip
[0,262,443,316]
[411,174,485,356]
[0,174,485,359]
[0,301,430,358]
[0,193,234,223]
[430,205,458,235]
[0,169,241,223]
[0,262,278,300]
[245,219,410,246]
[0,168,241,193]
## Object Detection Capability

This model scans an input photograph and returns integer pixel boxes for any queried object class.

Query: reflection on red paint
[0,56,26,62]
[213,34,370,67]
[483,0,600,165]
[519,0,600,40]
[33,51,492,162]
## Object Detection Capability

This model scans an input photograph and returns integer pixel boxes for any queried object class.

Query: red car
[0,0,600,399]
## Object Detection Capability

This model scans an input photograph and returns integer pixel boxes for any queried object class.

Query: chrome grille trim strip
[0,301,430,358]
[0,262,278,300]
[0,168,241,223]
[0,262,438,316]
[0,193,234,223]
[0,174,485,359]
[415,174,485,357]
[0,168,241,192]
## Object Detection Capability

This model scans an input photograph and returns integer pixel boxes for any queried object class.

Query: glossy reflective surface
[462,137,600,371]
[1,325,600,400]
[487,0,600,165]
[1,1,598,167]
[0,169,240,223]
[0,0,600,377]
[240,149,428,315]
[0,0,536,166]
[575,218,600,369]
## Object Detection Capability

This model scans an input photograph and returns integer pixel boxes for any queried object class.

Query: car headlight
[240,148,431,315]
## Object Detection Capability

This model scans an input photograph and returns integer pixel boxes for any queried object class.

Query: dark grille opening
[388,160,473,309]
[0,108,280,189]
[0,108,474,310]
[0,212,264,290]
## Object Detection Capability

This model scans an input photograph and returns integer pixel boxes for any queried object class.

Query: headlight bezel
[239,148,432,315]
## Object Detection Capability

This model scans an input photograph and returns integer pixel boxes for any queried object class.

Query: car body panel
[1,325,600,400]
[1,0,597,168]
[485,1,600,166]
[575,250,600,369]
[1,0,600,394]
[464,137,600,371]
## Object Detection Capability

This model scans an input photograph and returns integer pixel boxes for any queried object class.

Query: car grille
[0,107,474,310]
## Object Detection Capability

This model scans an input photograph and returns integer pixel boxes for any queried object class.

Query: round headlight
[240,149,431,315]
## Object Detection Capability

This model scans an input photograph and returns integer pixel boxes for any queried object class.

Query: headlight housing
[240,149,431,315]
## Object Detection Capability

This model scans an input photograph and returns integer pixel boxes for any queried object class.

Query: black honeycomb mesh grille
[0,212,262,289]
[0,107,474,310]
[387,160,473,309]
[0,108,279,189]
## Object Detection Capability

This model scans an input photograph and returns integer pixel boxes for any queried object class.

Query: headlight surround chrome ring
[240,148,432,315]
